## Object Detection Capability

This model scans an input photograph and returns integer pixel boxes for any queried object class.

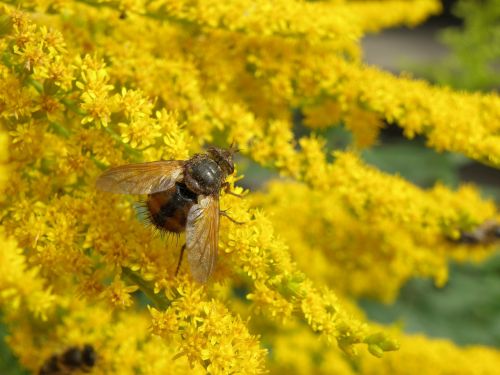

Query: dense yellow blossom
[262,320,500,375]
[358,333,500,375]
[253,164,497,301]
[8,301,208,374]
[0,228,56,320]
[0,1,499,374]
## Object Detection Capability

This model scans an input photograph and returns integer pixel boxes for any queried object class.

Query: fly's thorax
[184,155,224,195]
[207,146,235,175]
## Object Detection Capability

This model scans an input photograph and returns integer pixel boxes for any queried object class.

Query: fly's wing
[96,160,185,194]
[186,195,220,283]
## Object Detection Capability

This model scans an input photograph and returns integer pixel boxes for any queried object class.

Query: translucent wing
[186,195,220,283]
[96,160,185,194]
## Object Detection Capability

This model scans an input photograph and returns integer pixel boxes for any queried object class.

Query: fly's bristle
[134,201,151,222]
[141,207,180,242]
[136,200,162,233]
[150,225,169,240]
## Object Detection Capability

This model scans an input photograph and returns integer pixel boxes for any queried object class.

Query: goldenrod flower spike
[0,2,499,374]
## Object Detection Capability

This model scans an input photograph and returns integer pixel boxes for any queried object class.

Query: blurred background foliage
[1,0,500,373]
[0,315,28,374]
[415,0,500,91]
[359,0,500,353]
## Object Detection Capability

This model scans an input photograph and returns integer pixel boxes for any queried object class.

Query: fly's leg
[175,244,186,276]
[220,210,246,225]
[222,182,244,198]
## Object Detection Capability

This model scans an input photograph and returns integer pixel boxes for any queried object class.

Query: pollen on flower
[102,276,139,309]
[149,306,179,337]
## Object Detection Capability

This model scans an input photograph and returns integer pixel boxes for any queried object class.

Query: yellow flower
[76,65,115,127]
[0,227,56,320]
[102,275,139,308]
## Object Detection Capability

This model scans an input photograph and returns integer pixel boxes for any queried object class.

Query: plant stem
[122,267,171,310]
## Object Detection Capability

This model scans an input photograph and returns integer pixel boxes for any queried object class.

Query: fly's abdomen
[146,183,197,233]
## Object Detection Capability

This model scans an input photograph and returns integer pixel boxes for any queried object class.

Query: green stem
[122,267,171,310]
[49,120,72,138]
[61,97,85,116]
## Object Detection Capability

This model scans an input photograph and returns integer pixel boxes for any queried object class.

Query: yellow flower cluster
[263,320,500,375]
[358,332,500,375]
[149,284,266,374]
[61,0,441,42]
[0,227,56,320]
[0,0,499,374]
[253,155,498,302]
[220,44,500,165]
[8,301,208,374]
